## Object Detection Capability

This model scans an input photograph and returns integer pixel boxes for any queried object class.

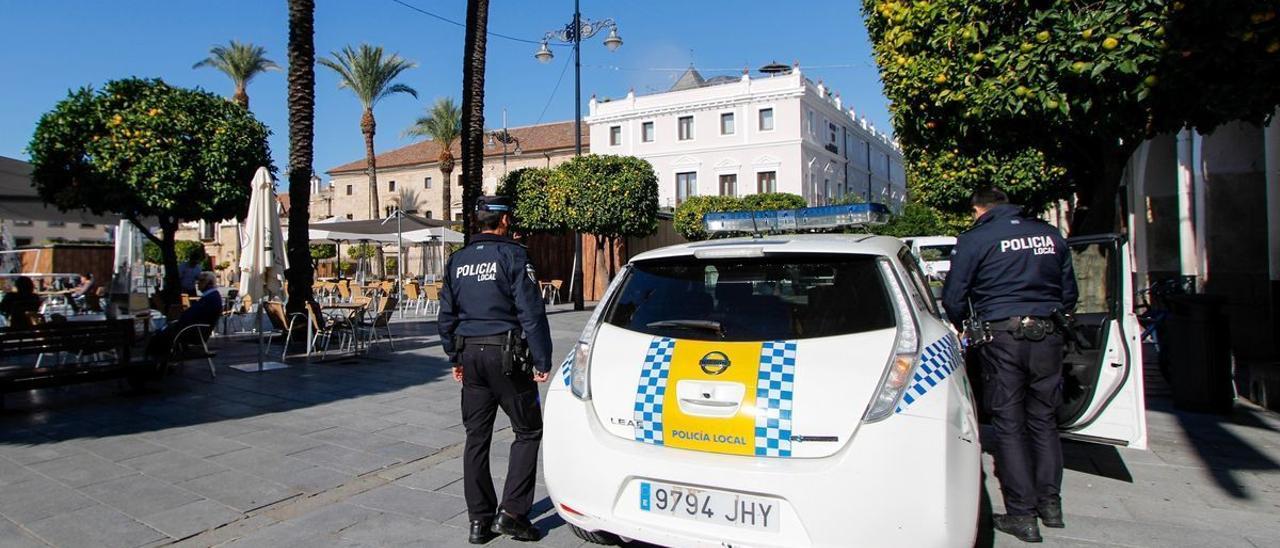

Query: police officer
[942,188,1078,543]
[438,195,553,544]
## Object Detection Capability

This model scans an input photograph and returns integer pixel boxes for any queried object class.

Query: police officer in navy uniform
[438,195,553,544]
[943,188,1078,543]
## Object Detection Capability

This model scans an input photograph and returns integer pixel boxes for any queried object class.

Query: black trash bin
[1164,294,1233,413]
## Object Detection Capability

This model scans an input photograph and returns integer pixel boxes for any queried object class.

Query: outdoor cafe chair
[336,279,353,302]
[422,283,441,315]
[263,301,302,360]
[297,300,356,358]
[359,297,397,352]
[543,279,564,305]
[168,323,217,379]
[403,282,425,315]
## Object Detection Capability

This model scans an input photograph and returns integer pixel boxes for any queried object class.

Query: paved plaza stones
[0,306,1277,547]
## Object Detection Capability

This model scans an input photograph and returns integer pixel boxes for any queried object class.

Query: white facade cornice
[586,89,805,124]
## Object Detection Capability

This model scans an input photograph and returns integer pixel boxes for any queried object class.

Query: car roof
[630,233,907,262]
[904,236,957,246]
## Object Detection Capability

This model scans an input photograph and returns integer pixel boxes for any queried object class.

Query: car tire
[568,524,621,545]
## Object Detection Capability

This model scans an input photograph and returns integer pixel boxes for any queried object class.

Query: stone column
[1176,128,1204,287]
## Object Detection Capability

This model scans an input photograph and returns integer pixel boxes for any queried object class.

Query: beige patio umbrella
[238,167,288,303]
[236,167,289,372]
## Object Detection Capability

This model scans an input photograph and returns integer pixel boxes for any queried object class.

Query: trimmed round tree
[560,155,659,282]
[29,78,272,303]
[498,167,571,234]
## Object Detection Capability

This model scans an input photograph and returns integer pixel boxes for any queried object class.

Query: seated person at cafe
[69,272,95,312]
[0,277,42,330]
[146,272,222,366]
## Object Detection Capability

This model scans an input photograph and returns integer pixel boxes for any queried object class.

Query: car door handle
[679,398,738,408]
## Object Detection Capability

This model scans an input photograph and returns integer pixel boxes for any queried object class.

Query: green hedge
[673,192,809,241]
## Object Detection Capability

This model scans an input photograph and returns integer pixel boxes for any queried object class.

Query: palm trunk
[285,0,316,315]
[441,167,452,223]
[362,108,385,277]
[233,84,249,110]
[460,0,490,243]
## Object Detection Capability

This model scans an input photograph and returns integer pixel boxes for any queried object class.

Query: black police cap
[476,195,514,213]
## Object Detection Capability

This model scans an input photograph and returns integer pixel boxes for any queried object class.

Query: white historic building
[586,65,905,211]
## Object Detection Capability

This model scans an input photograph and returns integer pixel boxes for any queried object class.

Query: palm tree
[403,97,461,221]
[193,40,279,110]
[319,44,418,224]
[284,0,315,314]
[320,45,416,278]
[460,0,490,241]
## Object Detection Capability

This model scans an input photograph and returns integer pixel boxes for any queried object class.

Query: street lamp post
[489,109,522,178]
[536,0,621,311]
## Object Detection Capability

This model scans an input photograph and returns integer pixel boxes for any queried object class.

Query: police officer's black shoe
[1037,500,1065,528]
[494,511,542,542]
[993,514,1043,543]
[469,517,497,544]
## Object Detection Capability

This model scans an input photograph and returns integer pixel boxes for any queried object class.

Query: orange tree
[500,155,659,281]
[29,78,271,303]
[863,0,1280,234]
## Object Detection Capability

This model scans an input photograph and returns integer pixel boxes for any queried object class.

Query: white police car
[544,205,1147,547]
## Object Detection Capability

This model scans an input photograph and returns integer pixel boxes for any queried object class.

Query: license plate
[639,481,779,532]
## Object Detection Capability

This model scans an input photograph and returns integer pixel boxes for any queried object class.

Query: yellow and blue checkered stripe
[754,340,797,457]
[896,335,961,413]
[633,337,675,444]
[558,352,573,387]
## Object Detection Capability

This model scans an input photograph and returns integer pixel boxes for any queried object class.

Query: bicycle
[1134,276,1194,381]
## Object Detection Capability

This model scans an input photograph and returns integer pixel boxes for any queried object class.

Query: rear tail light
[863,258,922,422]
[569,266,629,400]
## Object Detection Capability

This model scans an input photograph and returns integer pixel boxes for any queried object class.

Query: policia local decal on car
[632,337,797,458]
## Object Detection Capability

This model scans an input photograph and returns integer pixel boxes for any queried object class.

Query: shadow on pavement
[1062,439,1133,482]
[975,468,995,548]
[0,318,457,446]
[1166,399,1280,499]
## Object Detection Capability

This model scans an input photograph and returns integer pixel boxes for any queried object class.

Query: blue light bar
[703,203,890,235]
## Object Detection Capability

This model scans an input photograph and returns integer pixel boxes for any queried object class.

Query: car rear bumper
[543,390,980,548]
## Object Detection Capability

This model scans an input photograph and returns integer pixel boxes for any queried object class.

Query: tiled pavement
[1,306,1278,547]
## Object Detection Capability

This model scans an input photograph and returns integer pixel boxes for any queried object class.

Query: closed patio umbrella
[238,167,288,303]
[236,167,289,372]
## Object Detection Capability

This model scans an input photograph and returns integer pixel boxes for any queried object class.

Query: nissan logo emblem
[699,351,731,375]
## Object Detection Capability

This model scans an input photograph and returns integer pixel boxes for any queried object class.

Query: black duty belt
[461,334,508,346]
[988,316,1055,341]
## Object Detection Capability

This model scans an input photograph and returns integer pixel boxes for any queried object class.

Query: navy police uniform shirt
[942,204,1079,329]
[437,233,553,372]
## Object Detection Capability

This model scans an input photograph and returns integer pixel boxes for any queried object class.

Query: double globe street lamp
[534,1,621,311]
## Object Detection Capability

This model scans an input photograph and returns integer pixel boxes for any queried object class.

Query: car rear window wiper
[645,319,724,337]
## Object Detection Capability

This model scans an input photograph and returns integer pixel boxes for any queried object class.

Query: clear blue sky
[0,0,892,179]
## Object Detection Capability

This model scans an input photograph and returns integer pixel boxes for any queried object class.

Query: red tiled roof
[276,194,291,215]
[326,120,586,174]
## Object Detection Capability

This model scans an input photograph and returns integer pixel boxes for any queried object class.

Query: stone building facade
[323,121,585,222]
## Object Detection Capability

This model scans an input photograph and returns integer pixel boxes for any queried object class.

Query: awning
[308,215,464,244]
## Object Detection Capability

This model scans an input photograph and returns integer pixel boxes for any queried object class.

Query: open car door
[1058,235,1148,449]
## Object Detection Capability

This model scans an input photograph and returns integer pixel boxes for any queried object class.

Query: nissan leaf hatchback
[544,211,1147,548]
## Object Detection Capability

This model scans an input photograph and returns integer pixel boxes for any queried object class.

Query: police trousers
[979,329,1065,516]
[460,343,543,521]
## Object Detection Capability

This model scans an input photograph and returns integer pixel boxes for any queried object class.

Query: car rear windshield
[602,253,896,341]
